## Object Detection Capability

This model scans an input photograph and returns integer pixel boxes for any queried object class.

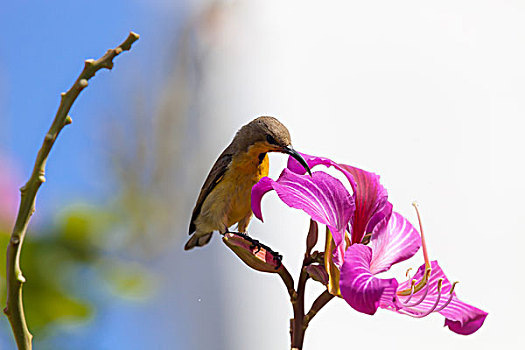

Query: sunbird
[185,116,312,250]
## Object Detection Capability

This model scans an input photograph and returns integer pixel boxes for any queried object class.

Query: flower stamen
[398,274,431,307]
[402,279,417,304]
[434,281,459,313]
[399,279,444,318]
[398,267,431,296]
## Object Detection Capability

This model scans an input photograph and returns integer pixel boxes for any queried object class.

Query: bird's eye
[266,135,278,145]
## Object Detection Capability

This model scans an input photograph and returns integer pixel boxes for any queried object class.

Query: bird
[184,116,311,250]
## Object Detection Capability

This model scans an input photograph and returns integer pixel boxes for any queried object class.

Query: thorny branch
[4,32,139,350]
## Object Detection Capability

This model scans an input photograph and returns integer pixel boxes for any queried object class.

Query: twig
[4,32,139,350]
[278,265,296,301]
[290,257,309,350]
[304,290,334,327]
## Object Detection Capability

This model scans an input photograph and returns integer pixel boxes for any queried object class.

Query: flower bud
[222,233,282,273]
[305,264,328,285]
[305,219,318,255]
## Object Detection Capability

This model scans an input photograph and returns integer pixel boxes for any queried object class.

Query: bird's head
[237,116,312,175]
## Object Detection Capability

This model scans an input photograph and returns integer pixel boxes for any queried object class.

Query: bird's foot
[225,231,262,253]
[271,251,283,269]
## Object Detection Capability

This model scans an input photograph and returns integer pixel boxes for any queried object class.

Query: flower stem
[278,266,296,301]
[304,290,334,327]
[3,32,139,350]
[291,262,308,349]
[289,250,335,349]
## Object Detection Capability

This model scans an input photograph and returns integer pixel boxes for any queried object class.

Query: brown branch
[4,31,139,350]
[304,290,334,327]
[278,266,296,301]
[290,253,310,350]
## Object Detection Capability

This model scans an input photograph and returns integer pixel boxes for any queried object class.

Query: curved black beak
[282,146,312,176]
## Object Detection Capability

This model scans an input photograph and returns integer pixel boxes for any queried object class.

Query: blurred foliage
[105,10,206,258]
[0,205,156,339]
[0,3,211,346]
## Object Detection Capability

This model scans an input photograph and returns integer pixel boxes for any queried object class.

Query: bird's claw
[271,252,283,269]
[227,231,263,253]
[249,240,262,253]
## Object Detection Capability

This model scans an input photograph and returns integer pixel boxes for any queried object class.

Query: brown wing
[189,151,233,234]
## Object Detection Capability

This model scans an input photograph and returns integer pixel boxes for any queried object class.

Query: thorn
[291,291,298,302]
[78,79,88,89]
[3,307,9,316]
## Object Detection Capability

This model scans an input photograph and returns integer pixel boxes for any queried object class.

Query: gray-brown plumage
[185,116,310,250]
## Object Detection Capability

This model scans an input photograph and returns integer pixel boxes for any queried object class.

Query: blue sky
[0,1,186,216]
[1,1,191,348]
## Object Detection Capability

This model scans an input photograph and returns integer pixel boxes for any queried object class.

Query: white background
[192,1,523,349]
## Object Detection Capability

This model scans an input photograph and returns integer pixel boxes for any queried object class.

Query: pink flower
[252,152,487,335]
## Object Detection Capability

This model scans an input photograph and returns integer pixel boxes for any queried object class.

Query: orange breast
[225,150,270,226]
[257,153,270,179]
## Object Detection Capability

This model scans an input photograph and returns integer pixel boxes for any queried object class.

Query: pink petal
[445,314,488,335]
[369,212,421,274]
[396,261,488,335]
[251,177,275,222]
[339,164,391,245]
[340,244,399,315]
[251,169,354,251]
[288,152,392,250]
[340,253,487,335]
[287,152,356,189]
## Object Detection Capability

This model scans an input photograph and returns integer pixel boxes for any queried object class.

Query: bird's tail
[184,232,213,250]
